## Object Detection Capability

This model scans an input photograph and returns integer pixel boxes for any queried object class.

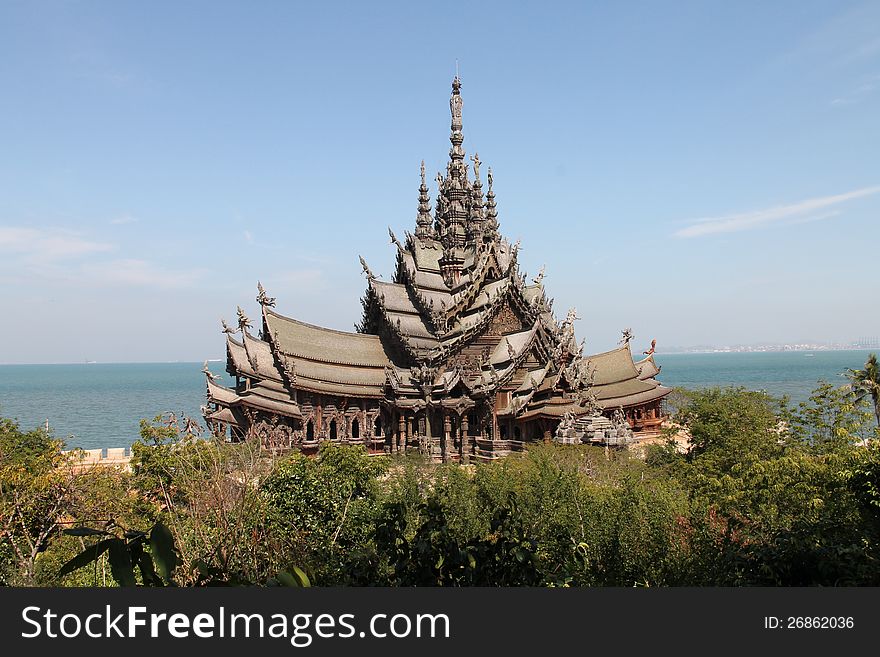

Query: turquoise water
[0,350,875,450]
[0,362,232,451]
[655,350,875,402]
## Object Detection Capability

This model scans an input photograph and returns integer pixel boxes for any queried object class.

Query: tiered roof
[205,76,670,437]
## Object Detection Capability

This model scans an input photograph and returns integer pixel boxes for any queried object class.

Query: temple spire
[449,76,465,165]
[415,160,434,240]
[468,152,485,241]
[484,166,500,241]
[438,76,469,248]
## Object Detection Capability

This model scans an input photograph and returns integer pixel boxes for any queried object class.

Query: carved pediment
[487,303,522,336]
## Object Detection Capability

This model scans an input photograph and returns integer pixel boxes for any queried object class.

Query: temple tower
[415,160,434,241]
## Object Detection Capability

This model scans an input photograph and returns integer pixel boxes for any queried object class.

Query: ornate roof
[206,76,670,439]
[265,308,391,367]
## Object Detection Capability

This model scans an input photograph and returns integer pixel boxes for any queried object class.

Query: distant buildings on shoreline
[663,339,878,354]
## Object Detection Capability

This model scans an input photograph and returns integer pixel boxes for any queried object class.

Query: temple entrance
[329,419,337,440]
[306,420,314,441]
[351,418,359,439]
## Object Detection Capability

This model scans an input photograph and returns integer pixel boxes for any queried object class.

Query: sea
[0,350,875,451]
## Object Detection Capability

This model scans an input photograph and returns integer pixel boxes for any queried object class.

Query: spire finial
[415,160,434,240]
[484,166,499,241]
[438,75,468,248]
[449,75,464,159]
[468,152,485,241]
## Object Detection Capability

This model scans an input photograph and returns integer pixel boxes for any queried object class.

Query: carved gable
[487,303,522,336]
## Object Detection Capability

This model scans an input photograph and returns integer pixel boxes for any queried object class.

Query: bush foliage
[1,382,879,587]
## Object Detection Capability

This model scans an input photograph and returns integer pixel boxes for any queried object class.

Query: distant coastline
[662,344,878,355]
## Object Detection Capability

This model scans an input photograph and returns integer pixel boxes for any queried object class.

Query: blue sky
[1,0,878,363]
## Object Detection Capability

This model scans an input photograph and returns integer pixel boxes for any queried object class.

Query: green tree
[129,415,284,585]
[674,387,783,474]
[787,381,875,452]
[0,418,79,585]
[262,443,387,584]
[846,353,880,429]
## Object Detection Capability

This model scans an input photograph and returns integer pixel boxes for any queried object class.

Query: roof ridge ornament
[221,318,238,335]
[256,281,276,307]
[359,255,376,280]
[388,227,404,252]
[619,328,634,345]
[533,265,546,285]
[236,306,252,332]
[202,360,220,381]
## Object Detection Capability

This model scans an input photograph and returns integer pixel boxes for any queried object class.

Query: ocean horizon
[0,349,875,451]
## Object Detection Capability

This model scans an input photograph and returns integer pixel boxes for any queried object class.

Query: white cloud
[109,214,139,225]
[830,74,880,106]
[0,226,114,259]
[243,230,254,244]
[674,185,880,238]
[0,225,205,290]
[79,259,206,289]
[785,210,842,226]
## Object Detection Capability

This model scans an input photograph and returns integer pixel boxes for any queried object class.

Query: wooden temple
[203,77,670,460]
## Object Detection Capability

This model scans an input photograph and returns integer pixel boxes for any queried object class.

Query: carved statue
[470,152,481,179]
[256,281,276,307]
[612,407,628,432]
[644,339,657,356]
[221,318,237,334]
[619,328,634,345]
[236,306,252,331]
[450,80,463,123]
[555,411,576,441]
[506,337,517,361]
[533,265,545,285]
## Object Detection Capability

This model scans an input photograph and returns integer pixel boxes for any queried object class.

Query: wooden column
[461,414,470,464]
[442,412,451,463]
[398,414,405,453]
